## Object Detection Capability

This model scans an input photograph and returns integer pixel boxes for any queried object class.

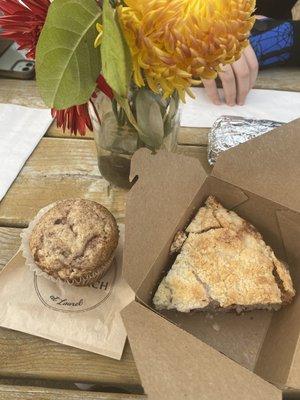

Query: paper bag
[0,225,134,360]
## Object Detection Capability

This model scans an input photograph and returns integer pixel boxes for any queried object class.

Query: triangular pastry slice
[153,196,295,313]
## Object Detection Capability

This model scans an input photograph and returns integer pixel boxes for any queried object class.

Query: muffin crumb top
[29,199,119,280]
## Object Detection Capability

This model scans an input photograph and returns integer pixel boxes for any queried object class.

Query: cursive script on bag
[34,263,117,313]
[50,296,84,307]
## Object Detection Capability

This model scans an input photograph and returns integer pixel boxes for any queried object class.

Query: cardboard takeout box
[121,119,300,400]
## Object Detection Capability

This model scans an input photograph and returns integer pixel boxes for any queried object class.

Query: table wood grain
[0,138,209,227]
[47,124,210,146]
[0,66,299,398]
[0,327,140,390]
[0,385,145,400]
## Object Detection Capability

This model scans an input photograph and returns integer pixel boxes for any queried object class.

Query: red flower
[0,0,50,59]
[52,75,114,136]
[96,75,114,100]
[0,0,114,136]
[51,103,93,137]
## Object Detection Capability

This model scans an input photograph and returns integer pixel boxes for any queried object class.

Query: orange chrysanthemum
[118,0,256,100]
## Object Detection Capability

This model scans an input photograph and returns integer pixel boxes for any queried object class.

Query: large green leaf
[101,0,132,98]
[135,89,165,149]
[36,0,102,109]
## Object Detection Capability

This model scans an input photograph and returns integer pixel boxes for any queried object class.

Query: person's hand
[202,44,259,106]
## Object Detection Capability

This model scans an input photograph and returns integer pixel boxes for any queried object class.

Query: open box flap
[212,118,300,213]
[288,334,300,390]
[123,149,208,292]
[279,210,300,390]
[254,209,300,389]
[122,301,282,400]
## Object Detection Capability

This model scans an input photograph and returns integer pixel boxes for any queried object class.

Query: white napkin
[0,104,53,201]
[180,88,300,128]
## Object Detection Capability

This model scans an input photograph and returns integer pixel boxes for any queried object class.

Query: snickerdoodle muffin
[28,199,119,286]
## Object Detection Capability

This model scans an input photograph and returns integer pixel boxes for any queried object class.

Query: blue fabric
[250,20,294,68]
[260,53,290,67]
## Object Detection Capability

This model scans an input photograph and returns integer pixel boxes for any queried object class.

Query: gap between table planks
[47,124,210,146]
[0,385,146,400]
[1,384,298,400]
[0,137,210,228]
[0,324,142,391]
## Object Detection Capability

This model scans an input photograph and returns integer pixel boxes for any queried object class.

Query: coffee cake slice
[153,196,295,313]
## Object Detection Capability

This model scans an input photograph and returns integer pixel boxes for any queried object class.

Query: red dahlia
[96,74,114,100]
[51,104,93,137]
[0,0,50,59]
[52,75,114,136]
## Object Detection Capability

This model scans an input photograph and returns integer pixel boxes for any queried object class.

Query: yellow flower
[118,0,255,100]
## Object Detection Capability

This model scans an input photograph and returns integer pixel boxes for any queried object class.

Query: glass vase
[90,89,180,189]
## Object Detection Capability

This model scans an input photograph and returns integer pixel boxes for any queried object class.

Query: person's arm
[250,18,300,68]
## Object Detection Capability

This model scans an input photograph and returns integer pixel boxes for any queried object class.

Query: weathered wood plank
[21,137,99,177]
[0,79,43,108]
[0,328,141,389]
[47,121,94,139]
[0,385,145,400]
[0,378,77,391]
[0,138,126,227]
[178,128,209,146]
[255,68,300,92]
[0,175,126,228]
[0,139,209,227]
[46,124,209,147]
[0,227,21,269]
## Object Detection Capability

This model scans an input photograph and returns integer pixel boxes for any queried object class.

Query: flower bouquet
[0,0,255,188]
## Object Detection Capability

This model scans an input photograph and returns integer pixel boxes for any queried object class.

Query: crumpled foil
[208,116,284,165]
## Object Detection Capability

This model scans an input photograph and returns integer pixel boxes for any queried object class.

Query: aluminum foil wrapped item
[208,116,284,165]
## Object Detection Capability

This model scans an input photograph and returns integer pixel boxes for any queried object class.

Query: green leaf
[36,0,102,109]
[101,0,132,98]
[116,95,140,133]
[135,89,165,149]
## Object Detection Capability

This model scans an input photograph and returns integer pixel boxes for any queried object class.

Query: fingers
[202,79,221,105]
[202,44,259,106]
[218,64,237,106]
[243,45,259,89]
[203,66,237,107]
[231,53,251,106]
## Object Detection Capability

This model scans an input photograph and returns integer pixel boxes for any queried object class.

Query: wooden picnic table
[0,67,300,400]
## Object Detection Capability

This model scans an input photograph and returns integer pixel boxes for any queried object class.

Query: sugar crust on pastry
[153,196,295,313]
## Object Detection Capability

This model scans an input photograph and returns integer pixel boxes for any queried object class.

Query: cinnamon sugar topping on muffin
[29,199,119,285]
